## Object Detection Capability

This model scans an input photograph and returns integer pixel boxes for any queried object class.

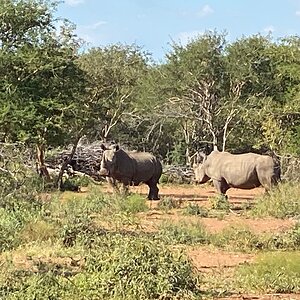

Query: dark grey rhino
[99,144,162,200]
[193,149,280,197]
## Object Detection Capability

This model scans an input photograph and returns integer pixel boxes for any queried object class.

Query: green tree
[0,0,86,179]
[225,35,300,154]
[154,31,230,163]
[78,44,150,142]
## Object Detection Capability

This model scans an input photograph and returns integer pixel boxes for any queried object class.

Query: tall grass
[236,252,300,293]
[251,183,300,218]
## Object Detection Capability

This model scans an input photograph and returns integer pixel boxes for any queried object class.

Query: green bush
[260,222,300,250]
[0,236,200,300]
[183,203,209,217]
[158,197,182,211]
[74,236,199,299]
[0,208,22,251]
[0,199,43,251]
[119,193,149,214]
[211,223,300,252]
[236,252,300,293]
[209,195,231,211]
[1,272,72,300]
[251,183,300,218]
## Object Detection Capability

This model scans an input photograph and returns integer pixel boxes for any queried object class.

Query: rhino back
[129,152,162,182]
[115,150,161,184]
[205,151,274,188]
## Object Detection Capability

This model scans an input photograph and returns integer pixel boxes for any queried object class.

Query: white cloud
[82,21,107,30]
[65,0,85,7]
[296,10,300,16]
[263,25,275,34]
[198,4,214,17]
[176,30,204,46]
[75,21,108,47]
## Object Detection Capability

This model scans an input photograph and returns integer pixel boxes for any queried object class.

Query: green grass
[211,225,260,252]
[0,235,200,300]
[236,251,300,293]
[209,194,231,211]
[118,193,149,214]
[251,182,300,218]
[1,178,300,299]
[157,197,182,211]
[182,203,209,217]
[158,221,208,245]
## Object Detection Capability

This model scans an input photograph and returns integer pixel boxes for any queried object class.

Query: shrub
[118,194,148,214]
[183,203,209,217]
[209,195,231,211]
[19,219,58,244]
[0,208,22,251]
[0,236,200,300]
[158,197,182,211]
[73,236,200,299]
[261,222,300,250]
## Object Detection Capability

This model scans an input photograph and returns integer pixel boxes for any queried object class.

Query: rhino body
[99,144,162,200]
[193,150,280,197]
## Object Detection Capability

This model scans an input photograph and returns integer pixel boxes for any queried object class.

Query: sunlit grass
[235,251,300,293]
[251,183,300,218]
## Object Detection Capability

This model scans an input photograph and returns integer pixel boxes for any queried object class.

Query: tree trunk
[54,136,82,190]
[36,144,51,181]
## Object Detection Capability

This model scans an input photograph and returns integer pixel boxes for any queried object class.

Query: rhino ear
[197,151,206,163]
[112,144,120,152]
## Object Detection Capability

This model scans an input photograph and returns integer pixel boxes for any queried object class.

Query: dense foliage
[0,0,299,166]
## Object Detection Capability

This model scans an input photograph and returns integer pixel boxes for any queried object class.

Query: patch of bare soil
[186,246,255,271]
[137,209,296,235]
[134,183,264,206]
[99,182,297,241]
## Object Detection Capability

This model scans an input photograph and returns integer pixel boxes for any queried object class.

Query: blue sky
[56,0,300,62]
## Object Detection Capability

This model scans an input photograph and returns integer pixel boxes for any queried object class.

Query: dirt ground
[61,182,300,299]
[101,183,297,264]
[99,183,299,299]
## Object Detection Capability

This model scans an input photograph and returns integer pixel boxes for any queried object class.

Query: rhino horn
[196,151,206,164]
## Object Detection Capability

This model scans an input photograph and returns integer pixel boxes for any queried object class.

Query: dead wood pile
[45,141,105,181]
[162,165,194,183]
[45,141,195,183]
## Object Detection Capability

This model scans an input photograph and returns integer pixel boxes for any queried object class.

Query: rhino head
[99,144,119,177]
[193,163,210,184]
[193,151,210,184]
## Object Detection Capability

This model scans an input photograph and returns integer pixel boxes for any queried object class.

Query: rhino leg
[259,177,272,193]
[146,182,160,200]
[107,177,120,194]
[120,182,129,196]
[256,169,272,193]
[213,179,229,198]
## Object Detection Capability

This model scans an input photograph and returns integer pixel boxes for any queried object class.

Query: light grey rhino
[99,144,162,200]
[193,149,280,197]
